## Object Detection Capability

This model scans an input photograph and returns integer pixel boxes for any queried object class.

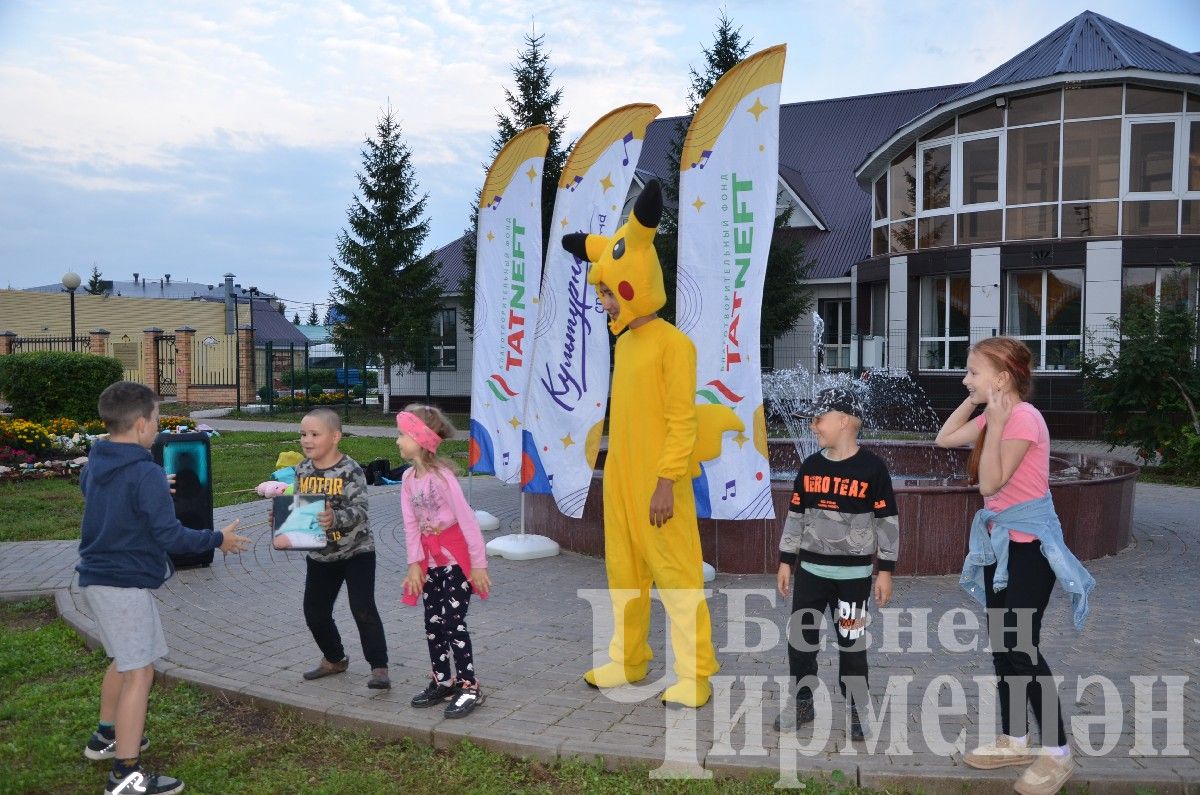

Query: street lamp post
[61,272,81,351]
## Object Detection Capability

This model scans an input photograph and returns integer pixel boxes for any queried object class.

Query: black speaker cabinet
[151,431,215,568]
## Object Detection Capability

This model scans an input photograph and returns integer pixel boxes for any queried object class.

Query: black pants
[422,564,476,686]
[984,540,1066,746]
[788,566,872,706]
[303,551,388,669]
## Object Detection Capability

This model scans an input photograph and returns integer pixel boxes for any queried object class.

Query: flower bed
[0,415,197,482]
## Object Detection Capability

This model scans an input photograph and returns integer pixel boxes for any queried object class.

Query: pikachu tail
[688,404,744,478]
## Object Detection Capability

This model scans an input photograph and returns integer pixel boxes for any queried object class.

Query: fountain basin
[524,441,1138,575]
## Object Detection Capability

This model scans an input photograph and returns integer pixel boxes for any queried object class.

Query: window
[431,308,457,370]
[818,299,851,370]
[1122,266,1197,313]
[1005,268,1083,370]
[919,275,970,370]
[1126,121,1176,193]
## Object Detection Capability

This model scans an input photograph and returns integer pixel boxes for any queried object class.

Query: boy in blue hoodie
[77,381,249,795]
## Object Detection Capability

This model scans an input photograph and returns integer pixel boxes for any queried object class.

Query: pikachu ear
[632,180,663,230]
[561,232,609,264]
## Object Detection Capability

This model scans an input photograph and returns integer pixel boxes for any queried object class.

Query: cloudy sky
[1,0,1197,316]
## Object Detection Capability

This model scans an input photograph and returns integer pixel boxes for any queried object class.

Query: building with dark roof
[410,10,1200,434]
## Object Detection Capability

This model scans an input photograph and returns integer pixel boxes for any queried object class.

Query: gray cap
[794,387,864,419]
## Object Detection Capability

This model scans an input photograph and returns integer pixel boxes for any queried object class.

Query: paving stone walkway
[2,478,1196,793]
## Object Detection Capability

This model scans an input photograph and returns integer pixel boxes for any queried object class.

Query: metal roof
[250,300,310,345]
[941,10,1200,106]
[25,278,272,302]
[431,234,468,295]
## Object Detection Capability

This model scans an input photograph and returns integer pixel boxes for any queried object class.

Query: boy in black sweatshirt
[76,381,249,795]
[775,388,899,741]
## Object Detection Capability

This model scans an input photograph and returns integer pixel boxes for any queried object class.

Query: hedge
[0,352,123,422]
[286,368,378,389]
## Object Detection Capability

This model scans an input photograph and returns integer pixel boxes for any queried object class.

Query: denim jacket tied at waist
[960,492,1095,631]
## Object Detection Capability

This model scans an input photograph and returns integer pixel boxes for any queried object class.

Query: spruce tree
[84,264,105,295]
[307,305,320,325]
[655,12,812,342]
[459,32,568,335]
[292,312,301,325]
[331,106,443,413]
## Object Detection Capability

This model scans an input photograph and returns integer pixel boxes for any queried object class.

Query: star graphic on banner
[759,144,765,152]
[526,166,538,181]
[560,217,569,228]
[509,416,521,429]
[486,231,495,242]
[692,196,705,212]
[599,173,615,192]
[561,433,575,448]
[532,296,540,304]
[733,431,750,448]
[748,98,768,121]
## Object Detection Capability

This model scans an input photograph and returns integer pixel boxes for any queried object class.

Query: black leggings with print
[422,564,476,686]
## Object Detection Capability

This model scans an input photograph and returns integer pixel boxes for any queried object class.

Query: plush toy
[255,480,293,498]
[561,180,740,708]
[275,451,304,469]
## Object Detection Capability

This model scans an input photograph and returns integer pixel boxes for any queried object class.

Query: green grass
[0,478,85,542]
[0,598,879,795]
[229,405,471,429]
[0,432,470,541]
[1136,466,1200,488]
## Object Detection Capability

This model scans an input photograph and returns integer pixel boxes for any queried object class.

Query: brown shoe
[302,656,348,680]
[367,667,391,689]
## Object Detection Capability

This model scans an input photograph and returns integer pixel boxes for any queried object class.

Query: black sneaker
[410,680,458,708]
[84,732,149,761]
[849,706,866,742]
[773,697,816,731]
[444,684,484,718]
[105,768,184,795]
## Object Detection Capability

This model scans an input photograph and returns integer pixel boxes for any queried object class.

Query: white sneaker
[964,734,1034,769]
[1014,752,1076,795]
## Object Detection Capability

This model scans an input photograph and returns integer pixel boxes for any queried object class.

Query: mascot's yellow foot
[661,677,712,708]
[583,662,649,689]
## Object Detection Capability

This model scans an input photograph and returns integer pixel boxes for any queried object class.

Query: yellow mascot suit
[562,179,740,708]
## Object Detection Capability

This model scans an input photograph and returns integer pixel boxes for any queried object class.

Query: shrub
[43,417,83,437]
[0,445,36,467]
[0,418,56,457]
[351,384,367,399]
[308,384,325,398]
[0,352,122,422]
[297,368,379,389]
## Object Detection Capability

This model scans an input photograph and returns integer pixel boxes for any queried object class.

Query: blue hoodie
[76,439,224,589]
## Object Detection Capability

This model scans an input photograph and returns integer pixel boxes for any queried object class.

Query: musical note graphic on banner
[620,132,634,166]
[690,149,712,169]
[502,451,511,467]
[568,175,583,192]
[487,195,503,210]
[720,479,737,501]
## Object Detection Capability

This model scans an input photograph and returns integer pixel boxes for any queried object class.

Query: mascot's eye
[611,238,626,260]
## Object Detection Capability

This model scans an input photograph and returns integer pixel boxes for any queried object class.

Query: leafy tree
[459,32,569,336]
[1081,266,1200,467]
[330,106,443,413]
[292,312,301,325]
[84,265,105,295]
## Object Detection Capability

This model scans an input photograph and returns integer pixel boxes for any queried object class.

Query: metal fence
[11,335,90,353]
[192,334,238,386]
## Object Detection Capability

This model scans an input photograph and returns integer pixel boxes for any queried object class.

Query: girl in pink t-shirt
[935,337,1074,790]
[396,404,490,719]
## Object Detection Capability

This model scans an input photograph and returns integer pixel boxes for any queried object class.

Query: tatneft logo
[504,217,528,372]
[723,172,754,371]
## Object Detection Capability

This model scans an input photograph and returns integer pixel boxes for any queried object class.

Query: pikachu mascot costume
[562,180,741,708]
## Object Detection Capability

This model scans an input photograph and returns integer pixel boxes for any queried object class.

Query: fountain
[523,358,1138,575]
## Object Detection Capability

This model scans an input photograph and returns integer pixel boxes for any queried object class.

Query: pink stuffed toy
[255,480,292,498]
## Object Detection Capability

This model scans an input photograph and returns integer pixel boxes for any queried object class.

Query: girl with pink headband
[395,404,491,719]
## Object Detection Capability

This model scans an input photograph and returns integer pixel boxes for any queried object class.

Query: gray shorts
[82,585,170,672]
